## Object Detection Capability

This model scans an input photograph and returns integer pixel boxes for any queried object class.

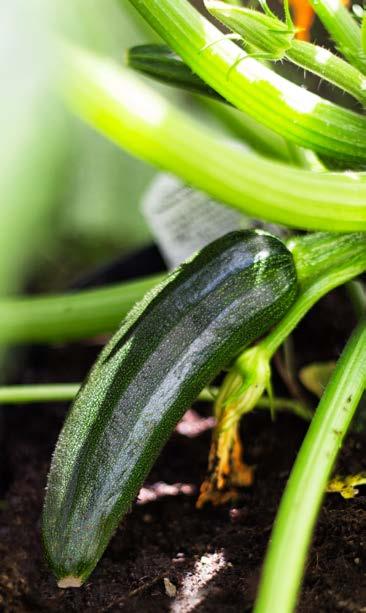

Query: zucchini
[42,230,297,587]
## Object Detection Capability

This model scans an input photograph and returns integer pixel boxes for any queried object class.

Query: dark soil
[0,290,365,612]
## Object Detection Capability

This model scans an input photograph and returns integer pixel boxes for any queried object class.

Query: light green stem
[254,317,366,613]
[288,40,366,106]
[125,0,366,162]
[126,44,294,162]
[0,274,163,344]
[0,382,310,420]
[61,46,366,231]
[309,0,366,74]
[0,383,215,405]
[0,384,80,404]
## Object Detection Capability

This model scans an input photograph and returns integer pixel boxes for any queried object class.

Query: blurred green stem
[0,274,163,344]
[0,384,80,404]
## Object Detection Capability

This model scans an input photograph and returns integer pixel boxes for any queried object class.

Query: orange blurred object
[289,0,350,41]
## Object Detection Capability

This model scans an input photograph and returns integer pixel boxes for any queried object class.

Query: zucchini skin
[42,230,297,584]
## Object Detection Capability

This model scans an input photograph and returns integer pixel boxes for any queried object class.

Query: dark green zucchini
[42,230,297,587]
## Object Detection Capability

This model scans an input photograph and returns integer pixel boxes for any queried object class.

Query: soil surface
[1,289,365,612]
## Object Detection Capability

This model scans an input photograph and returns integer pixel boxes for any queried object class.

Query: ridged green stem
[125,0,366,162]
[309,0,366,74]
[255,317,366,613]
[288,40,366,106]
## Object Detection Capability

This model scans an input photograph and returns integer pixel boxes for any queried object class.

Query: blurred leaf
[55,0,161,253]
[60,119,154,253]
[299,361,336,398]
[0,0,68,295]
[300,359,366,433]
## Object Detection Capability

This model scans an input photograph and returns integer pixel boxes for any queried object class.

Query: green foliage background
[2,0,173,292]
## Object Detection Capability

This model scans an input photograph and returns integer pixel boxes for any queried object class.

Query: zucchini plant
[1,0,366,611]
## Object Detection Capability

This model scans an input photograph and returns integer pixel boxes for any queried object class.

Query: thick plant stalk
[61,47,366,231]
[125,0,366,162]
[254,317,366,613]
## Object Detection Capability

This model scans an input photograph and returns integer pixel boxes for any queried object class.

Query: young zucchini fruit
[42,230,297,587]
